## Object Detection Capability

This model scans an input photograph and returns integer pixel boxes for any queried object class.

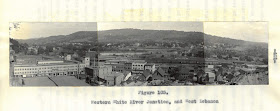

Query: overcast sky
[99,22,268,43]
[10,22,97,39]
[204,22,268,43]
[98,22,203,32]
[11,22,268,43]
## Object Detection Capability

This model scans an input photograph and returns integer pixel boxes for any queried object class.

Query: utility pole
[77,62,80,79]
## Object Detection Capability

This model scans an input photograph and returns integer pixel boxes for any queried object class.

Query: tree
[168,67,180,80]
[38,47,45,54]
[77,50,86,57]
[46,46,53,52]
[217,55,222,59]
[30,49,36,55]
[10,38,28,54]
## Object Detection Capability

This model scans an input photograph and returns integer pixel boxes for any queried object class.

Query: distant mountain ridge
[17,29,267,48]
[17,31,98,45]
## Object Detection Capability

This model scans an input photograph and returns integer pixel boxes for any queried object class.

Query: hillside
[97,29,204,43]
[17,31,98,45]
[16,29,267,48]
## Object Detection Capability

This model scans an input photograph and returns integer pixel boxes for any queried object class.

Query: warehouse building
[13,57,90,78]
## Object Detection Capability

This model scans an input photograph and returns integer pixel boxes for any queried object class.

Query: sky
[10,22,268,43]
[10,22,97,39]
[98,22,203,32]
[99,22,268,43]
[204,22,268,43]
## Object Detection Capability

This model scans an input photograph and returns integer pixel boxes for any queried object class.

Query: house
[105,72,124,86]
[193,68,202,81]
[207,72,216,82]
[153,67,170,80]
[123,71,132,81]
[197,73,208,84]
[204,68,215,82]
[142,70,153,81]
[178,67,195,80]
[144,63,156,73]
[65,54,72,60]
[195,68,216,83]
[216,74,224,81]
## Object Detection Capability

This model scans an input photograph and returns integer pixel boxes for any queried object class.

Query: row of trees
[10,38,28,54]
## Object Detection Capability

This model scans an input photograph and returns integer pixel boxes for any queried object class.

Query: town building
[105,72,125,86]
[37,60,64,65]
[65,55,72,60]
[204,68,216,82]
[124,62,133,71]
[13,57,90,78]
[85,65,112,79]
[132,61,147,74]
[123,61,148,74]
[178,67,195,80]
[109,64,125,73]
[152,67,170,80]
[144,63,156,73]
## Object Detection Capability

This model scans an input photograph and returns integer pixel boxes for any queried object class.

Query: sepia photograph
[9,22,268,86]
[9,22,97,86]
[2,0,280,111]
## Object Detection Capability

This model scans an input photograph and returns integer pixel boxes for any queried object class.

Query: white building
[65,55,72,60]
[123,61,148,74]
[38,60,64,65]
[13,57,90,77]
[132,62,147,71]
[144,63,156,73]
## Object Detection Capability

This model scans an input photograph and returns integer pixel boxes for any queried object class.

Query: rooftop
[22,77,56,86]
[50,76,90,86]
[14,62,82,67]
[106,72,124,77]
[145,63,155,66]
